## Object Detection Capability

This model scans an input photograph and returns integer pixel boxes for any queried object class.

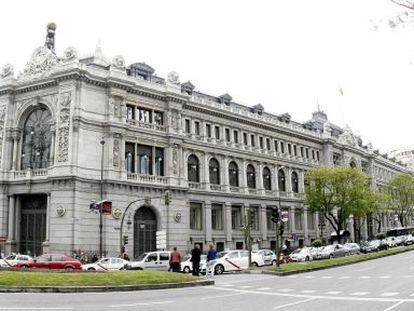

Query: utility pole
[248,210,252,268]
[99,138,105,258]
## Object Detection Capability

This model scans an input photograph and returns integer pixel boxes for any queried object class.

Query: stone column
[241,204,246,227]
[298,170,305,194]
[45,193,51,242]
[50,126,56,165]
[273,165,279,194]
[349,216,355,242]
[204,202,212,243]
[257,163,264,194]
[225,203,232,246]
[241,159,247,193]
[286,167,293,197]
[315,212,320,238]
[7,195,15,242]
[303,207,309,245]
[222,157,229,192]
[14,197,21,244]
[260,204,267,242]
[11,136,19,171]
[203,152,209,189]
[289,206,295,234]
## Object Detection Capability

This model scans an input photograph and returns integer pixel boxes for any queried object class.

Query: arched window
[291,171,299,193]
[229,161,239,187]
[263,167,271,190]
[21,108,52,170]
[278,169,286,192]
[187,155,200,182]
[209,158,220,185]
[247,164,256,189]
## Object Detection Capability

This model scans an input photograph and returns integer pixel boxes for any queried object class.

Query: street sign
[156,230,167,249]
[281,211,289,222]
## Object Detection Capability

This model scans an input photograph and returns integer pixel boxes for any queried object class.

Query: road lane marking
[301,290,317,294]
[381,293,399,297]
[221,284,234,287]
[359,276,371,279]
[379,276,391,279]
[278,289,294,292]
[350,292,369,296]
[383,301,405,311]
[325,291,342,295]
[273,298,316,310]
[201,293,243,300]
[304,276,315,279]
[0,309,73,310]
[339,276,351,279]
[321,276,332,279]
[257,287,272,290]
[110,301,173,308]
[238,285,253,289]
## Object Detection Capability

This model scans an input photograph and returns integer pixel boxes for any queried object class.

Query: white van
[125,251,171,270]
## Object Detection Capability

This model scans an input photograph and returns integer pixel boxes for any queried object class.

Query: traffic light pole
[275,220,280,268]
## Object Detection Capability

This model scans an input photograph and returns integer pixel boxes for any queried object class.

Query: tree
[387,173,414,227]
[372,189,391,233]
[305,166,375,243]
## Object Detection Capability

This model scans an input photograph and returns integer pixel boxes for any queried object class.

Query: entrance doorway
[134,206,157,258]
[20,195,47,256]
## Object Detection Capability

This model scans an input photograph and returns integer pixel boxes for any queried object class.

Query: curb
[247,247,414,277]
[0,280,214,293]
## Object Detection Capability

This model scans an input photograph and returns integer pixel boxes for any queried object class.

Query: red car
[12,254,82,271]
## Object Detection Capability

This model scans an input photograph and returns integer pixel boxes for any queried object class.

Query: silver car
[343,243,360,255]
[319,244,349,259]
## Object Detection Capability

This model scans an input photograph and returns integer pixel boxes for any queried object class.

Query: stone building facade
[0,24,410,257]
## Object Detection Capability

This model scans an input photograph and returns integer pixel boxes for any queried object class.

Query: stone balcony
[127,173,167,185]
[12,169,48,179]
[126,119,166,132]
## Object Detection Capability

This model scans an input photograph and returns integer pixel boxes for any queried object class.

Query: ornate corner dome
[181,81,195,95]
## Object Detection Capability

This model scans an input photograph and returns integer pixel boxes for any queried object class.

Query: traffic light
[271,208,280,223]
[101,201,112,215]
[279,223,284,236]
[164,190,172,205]
[123,235,129,245]
[249,209,255,228]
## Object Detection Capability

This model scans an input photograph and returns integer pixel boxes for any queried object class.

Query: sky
[0,0,413,153]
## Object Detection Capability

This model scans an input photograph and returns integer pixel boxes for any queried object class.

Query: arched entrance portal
[134,206,157,258]
[19,195,47,256]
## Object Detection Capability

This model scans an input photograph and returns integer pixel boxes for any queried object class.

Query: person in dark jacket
[206,243,217,278]
[190,244,202,276]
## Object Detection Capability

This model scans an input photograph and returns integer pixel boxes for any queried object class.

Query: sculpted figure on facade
[113,137,120,167]
[172,145,178,175]
[57,92,71,162]
[0,106,6,122]
[0,64,14,79]
[111,55,125,69]
[109,95,123,117]
[19,46,59,80]
[167,71,180,84]
[322,121,332,139]
[62,47,78,63]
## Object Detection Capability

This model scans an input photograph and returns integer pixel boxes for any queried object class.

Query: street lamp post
[99,138,105,258]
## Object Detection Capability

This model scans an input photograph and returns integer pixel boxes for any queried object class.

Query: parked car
[343,243,360,255]
[12,254,82,270]
[180,254,207,273]
[394,235,407,246]
[289,248,313,262]
[253,249,277,266]
[82,257,129,271]
[213,250,265,275]
[309,247,325,260]
[126,251,171,270]
[0,254,32,268]
[383,237,397,248]
[360,240,381,253]
[404,234,414,245]
[319,244,349,259]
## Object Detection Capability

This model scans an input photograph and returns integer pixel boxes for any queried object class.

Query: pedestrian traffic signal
[279,223,284,236]
[123,235,129,245]
[164,190,172,205]
[101,201,112,215]
[271,208,280,223]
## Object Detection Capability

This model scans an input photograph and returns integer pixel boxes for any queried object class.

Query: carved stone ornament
[109,95,124,117]
[19,46,59,80]
[0,106,6,122]
[57,92,71,162]
[167,71,180,84]
[322,121,332,138]
[338,125,357,147]
[111,55,125,69]
[0,125,4,167]
[172,145,178,175]
[0,64,14,79]
[62,47,78,63]
[113,138,120,167]
[56,205,66,217]
[112,207,122,220]
[174,212,182,223]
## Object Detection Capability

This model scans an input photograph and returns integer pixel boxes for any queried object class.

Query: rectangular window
[206,124,211,138]
[137,144,153,175]
[305,148,309,158]
[212,204,223,230]
[153,111,163,125]
[300,146,304,157]
[251,134,255,147]
[266,138,271,151]
[190,203,203,230]
[250,207,260,231]
[231,206,242,230]
[155,147,164,176]
[185,119,191,134]
[137,107,152,123]
[225,128,230,142]
[215,126,220,140]
[194,121,200,136]
[295,210,303,231]
[312,150,315,160]
[259,137,264,149]
[280,142,285,153]
[266,208,276,230]
[126,105,135,120]
[288,143,292,155]
[316,150,320,161]
[243,133,248,145]
[234,130,239,143]
[307,211,315,230]
[293,145,297,156]
[125,142,135,173]
[274,140,278,152]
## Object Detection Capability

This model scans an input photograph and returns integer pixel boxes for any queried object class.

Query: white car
[343,243,360,255]
[180,255,207,273]
[253,249,277,266]
[0,254,32,268]
[289,248,313,262]
[213,250,265,275]
[126,251,171,270]
[82,257,129,271]
[383,237,397,248]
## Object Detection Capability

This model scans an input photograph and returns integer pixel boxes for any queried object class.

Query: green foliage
[311,239,323,248]
[375,232,386,240]
[305,166,375,240]
[387,173,414,227]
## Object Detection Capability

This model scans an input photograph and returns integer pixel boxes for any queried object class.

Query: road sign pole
[275,220,280,268]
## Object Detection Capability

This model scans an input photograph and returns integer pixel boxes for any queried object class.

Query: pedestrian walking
[206,243,217,278]
[169,247,181,273]
[191,244,202,276]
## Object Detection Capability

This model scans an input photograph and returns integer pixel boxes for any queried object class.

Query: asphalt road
[1,251,414,311]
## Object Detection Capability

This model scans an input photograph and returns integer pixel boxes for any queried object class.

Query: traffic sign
[156,230,167,249]
[281,211,289,222]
